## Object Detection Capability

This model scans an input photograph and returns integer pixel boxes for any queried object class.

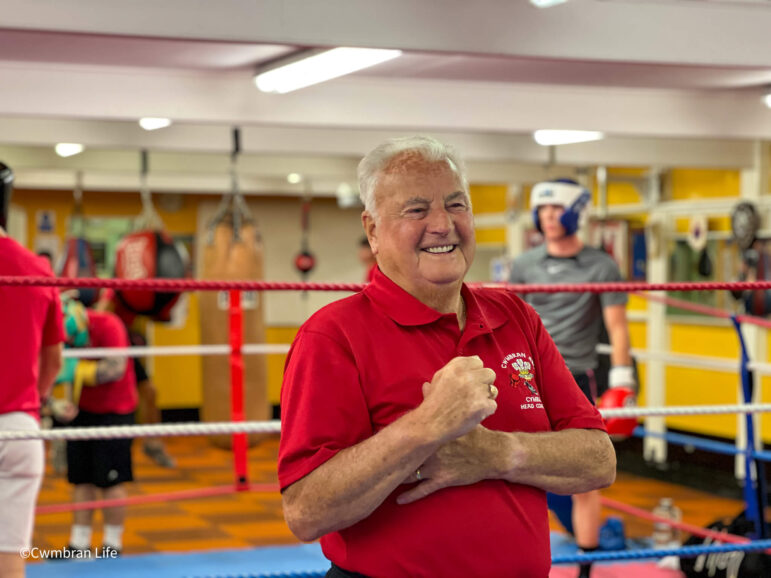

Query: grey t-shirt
[509,245,627,373]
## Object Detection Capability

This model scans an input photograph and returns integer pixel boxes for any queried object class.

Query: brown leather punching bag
[199,211,269,448]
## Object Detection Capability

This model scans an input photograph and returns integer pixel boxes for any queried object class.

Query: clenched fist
[418,356,498,444]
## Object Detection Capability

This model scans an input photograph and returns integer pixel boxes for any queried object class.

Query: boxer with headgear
[511,178,635,578]
[530,178,592,238]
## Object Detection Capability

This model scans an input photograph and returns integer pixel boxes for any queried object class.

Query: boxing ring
[4,274,771,577]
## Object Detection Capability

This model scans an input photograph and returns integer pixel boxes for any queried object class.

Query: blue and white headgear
[530,179,591,237]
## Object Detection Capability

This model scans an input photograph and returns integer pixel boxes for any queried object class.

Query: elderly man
[278,136,616,578]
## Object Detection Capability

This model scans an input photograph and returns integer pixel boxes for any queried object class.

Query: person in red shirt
[278,136,617,578]
[57,297,138,556]
[0,162,64,578]
[95,288,175,468]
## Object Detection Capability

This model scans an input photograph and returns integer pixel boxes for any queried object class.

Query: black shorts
[572,372,597,405]
[66,411,134,488]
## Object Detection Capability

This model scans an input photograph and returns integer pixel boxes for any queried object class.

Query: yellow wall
[591,167,647,206]
[669,169,740,200]
[266,326,300,405]
[470,184,506,245]
[150,293,203,407]
[663,324,741,437]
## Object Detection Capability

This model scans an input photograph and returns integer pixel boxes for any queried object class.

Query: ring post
[731,315,767,538]
[229,289,249,490]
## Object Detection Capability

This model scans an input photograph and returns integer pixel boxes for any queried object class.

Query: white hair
[357,135,469,220]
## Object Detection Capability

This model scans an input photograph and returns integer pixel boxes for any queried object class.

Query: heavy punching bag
[114,151,187,322]
[114,230,186,321]
[199,129,269,448]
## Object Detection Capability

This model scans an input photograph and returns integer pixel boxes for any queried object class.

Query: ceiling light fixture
[533,130,604,146]
[287,173,303,184]
[529,0,569,7]
[55,143,85,157]
[254,47,402,94]
[763,92,771,109]
[139,117,172,131]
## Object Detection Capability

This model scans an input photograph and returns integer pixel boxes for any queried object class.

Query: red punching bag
[114,229,186,322]
[114,152,187,322]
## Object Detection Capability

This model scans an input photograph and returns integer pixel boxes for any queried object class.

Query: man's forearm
[282,408,442,541]
[96,357,128,384]
[37,344,63,399]
[497,428,616,494]
[608,325,632,367]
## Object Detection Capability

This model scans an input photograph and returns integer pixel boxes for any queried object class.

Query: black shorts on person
[66,410,134,488]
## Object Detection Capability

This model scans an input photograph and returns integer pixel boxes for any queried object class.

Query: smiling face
[362,152,475,306]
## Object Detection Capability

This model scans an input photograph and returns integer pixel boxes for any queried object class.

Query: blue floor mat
[27,542,329,578]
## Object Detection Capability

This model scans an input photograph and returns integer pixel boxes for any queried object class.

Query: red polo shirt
[279,268,605,578]
[78,310,138,415]
[0,237,64,420]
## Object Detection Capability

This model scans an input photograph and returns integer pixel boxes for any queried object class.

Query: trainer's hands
[417,356,498,445]
[397,425,503,504]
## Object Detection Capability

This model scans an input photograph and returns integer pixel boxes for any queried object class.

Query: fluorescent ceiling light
[533,130,604,146]
[254,47,402,94]
[530,0,569,7]
[55,143,85,157]
[139,117,172,131]
[287,173,303,184]
[763,93,771,109]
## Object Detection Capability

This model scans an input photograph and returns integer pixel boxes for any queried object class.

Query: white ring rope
[63,342,767,377]
[3,404,771,442]
[0,420,282,441]
[595,344,743,373]
[62,343,291,359]
[600,403,771,419]
[63,341,771,379]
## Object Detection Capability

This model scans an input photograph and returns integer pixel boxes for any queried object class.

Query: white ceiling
[1,0,771,193]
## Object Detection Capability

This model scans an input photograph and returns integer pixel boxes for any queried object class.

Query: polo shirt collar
[538,244,586,264]
[364,267,507,332]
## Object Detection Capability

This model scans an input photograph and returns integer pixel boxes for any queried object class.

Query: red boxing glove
[598,386,638,440]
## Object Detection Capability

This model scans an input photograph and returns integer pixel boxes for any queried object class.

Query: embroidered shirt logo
[503,352,542,408]
[512,358,534,382]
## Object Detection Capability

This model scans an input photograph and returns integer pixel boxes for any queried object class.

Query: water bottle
[652,497,682,549]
